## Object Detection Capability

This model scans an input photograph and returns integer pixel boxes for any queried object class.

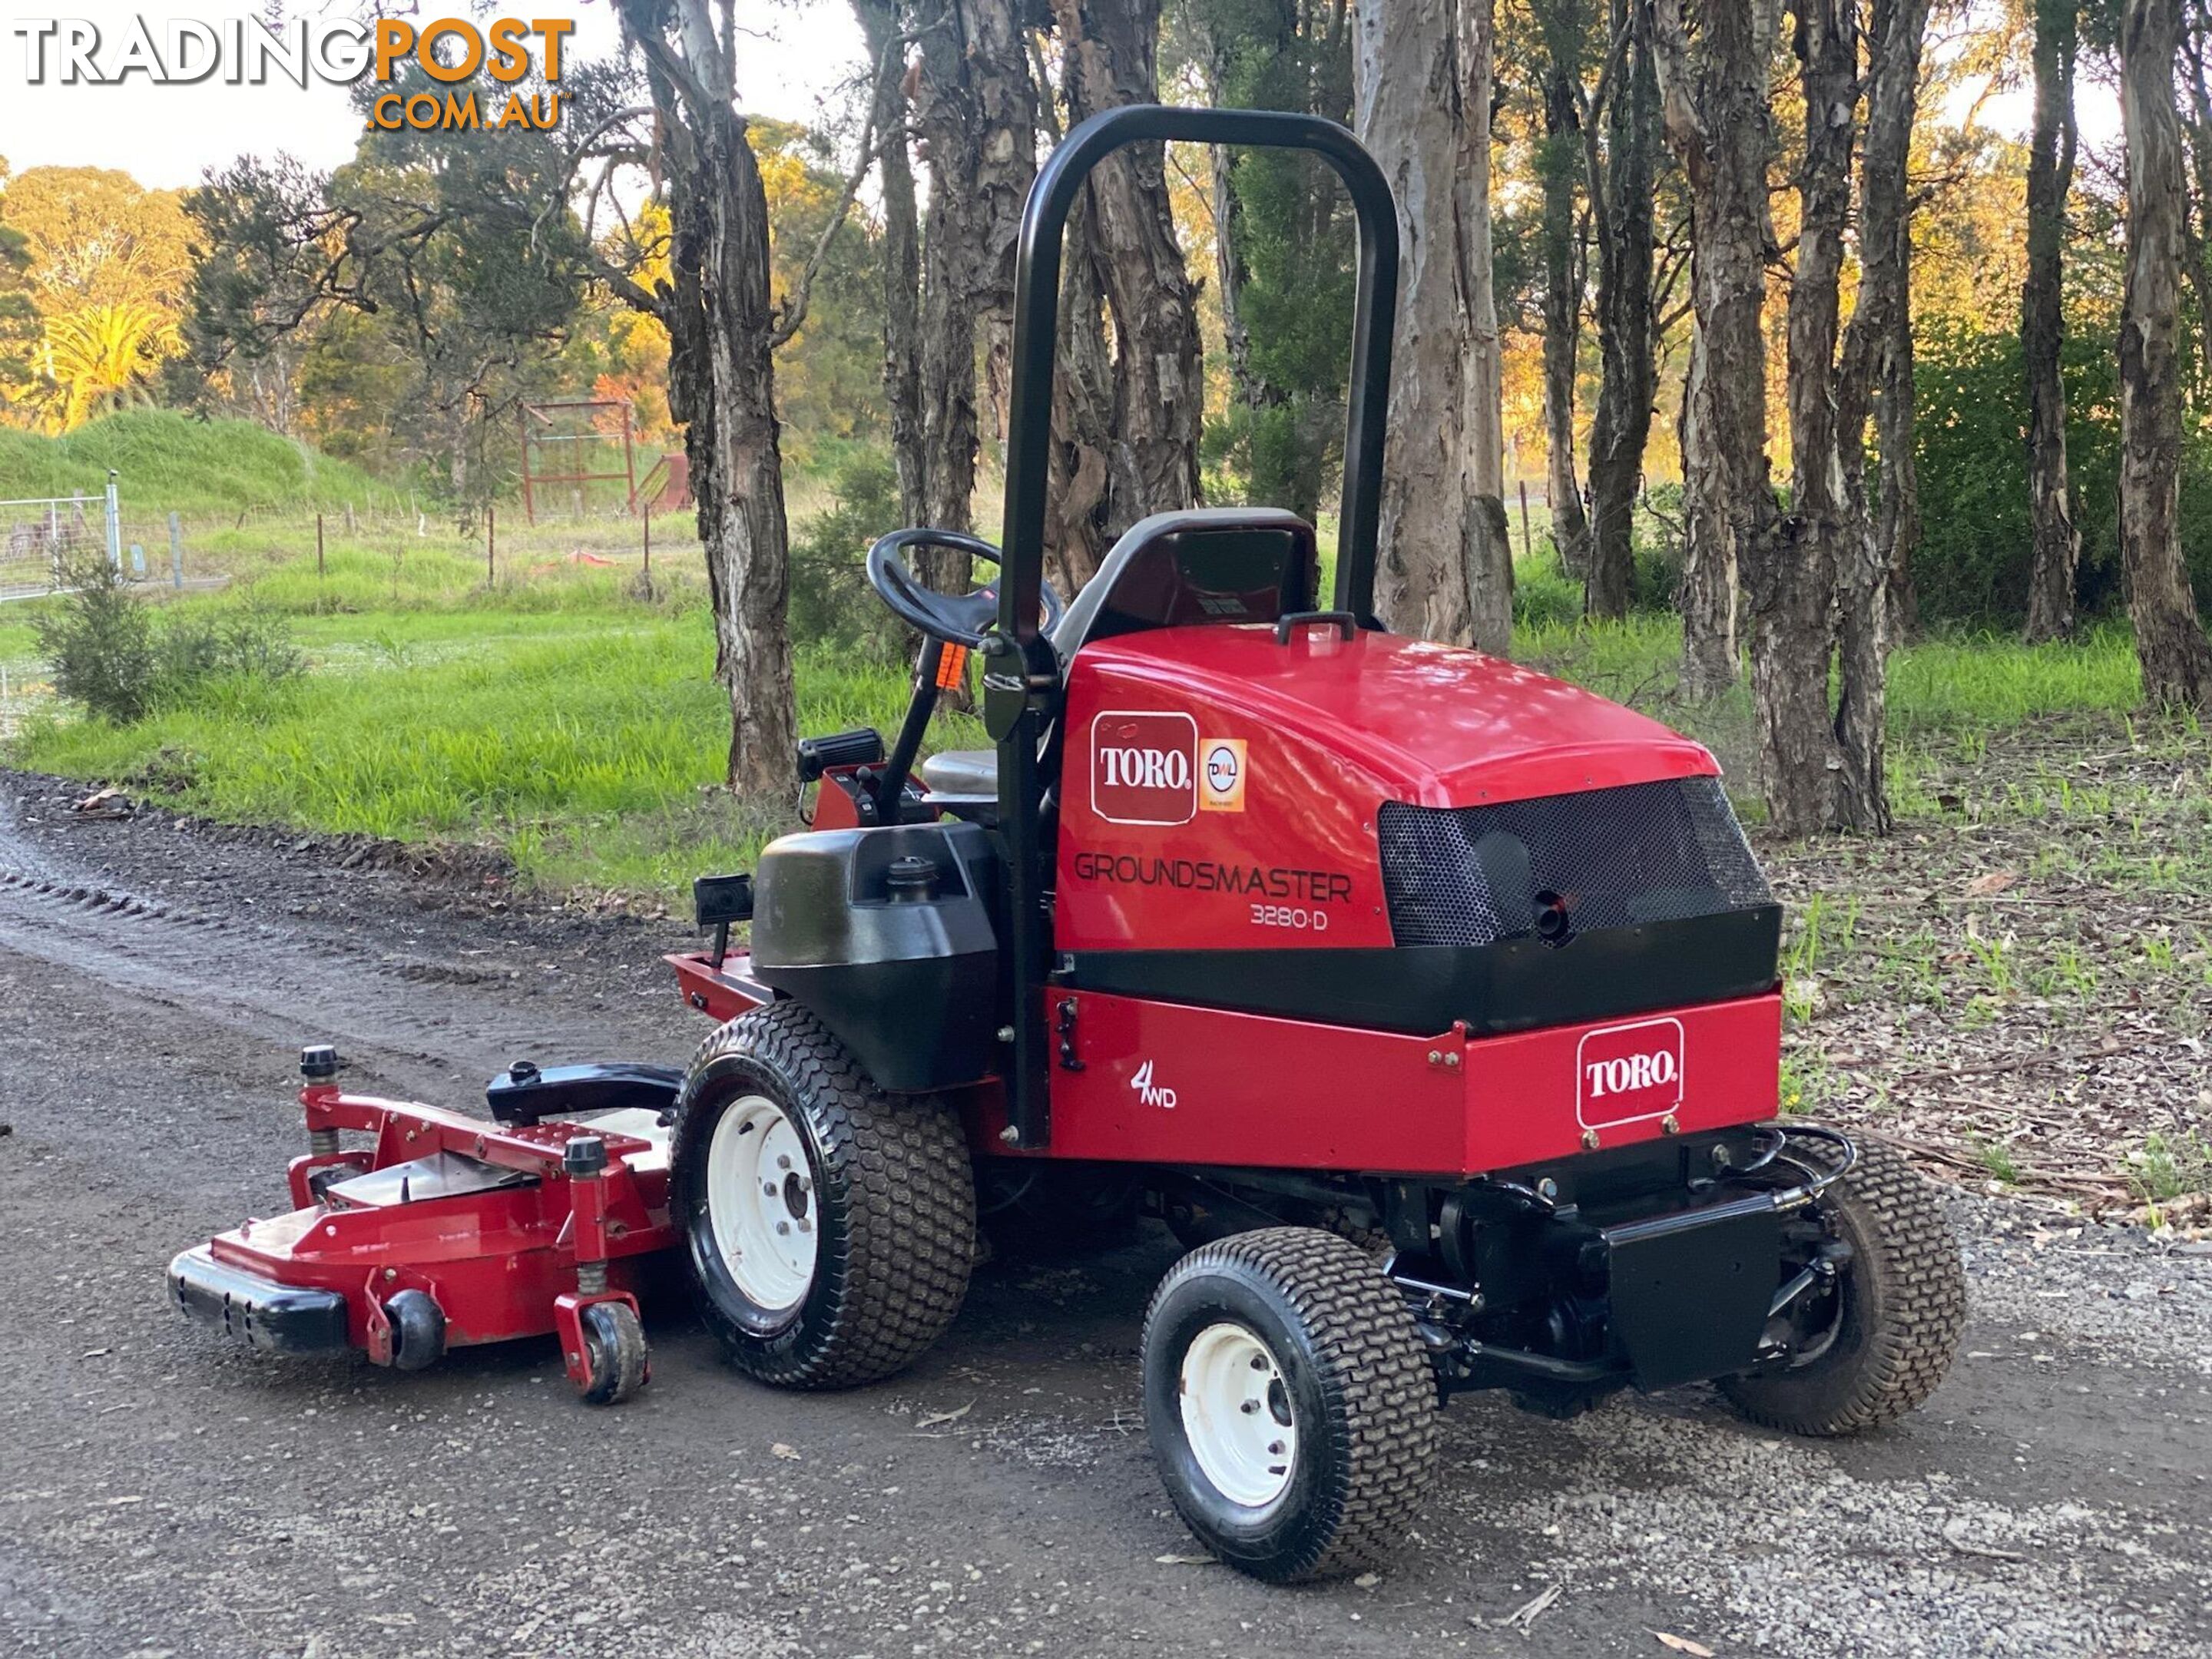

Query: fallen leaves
[1651,1634,1715,1657]
[770,1442,801,1462]
[1963,869,2018,898]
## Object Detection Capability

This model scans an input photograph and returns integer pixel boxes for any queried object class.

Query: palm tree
[36,300,175,430]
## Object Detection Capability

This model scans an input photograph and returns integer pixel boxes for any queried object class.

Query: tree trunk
[1536,0,1592,581]
[1652,0,1775,702]
[618,0,797,793]
[1353,0,1476,643]
[1584,0,1658,622]
[2177,15,2212,389]
[1833,0,1928,836]
[1674,321,1737,693]
[857,0,927,529]
[2022,0,2081,643]
[2119,0,2212,710]
[1767,0,1856,838]
[964,0,1038,460]
[1459,0,1515,655]
[1054,0,1204,535]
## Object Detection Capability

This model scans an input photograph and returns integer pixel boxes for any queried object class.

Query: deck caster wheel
[577,1301,649,1406]
[384,1290,445,1373]
[1719,1134,1965,1435]
[1141,1227,1438,1582]
[669,1003,975,1389]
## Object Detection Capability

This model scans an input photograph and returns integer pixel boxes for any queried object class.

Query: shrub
[33,551,302,724]
[788,449,906,659]
[34,552,161,723]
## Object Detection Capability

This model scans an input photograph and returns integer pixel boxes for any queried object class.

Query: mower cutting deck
[168,1047,680,1404]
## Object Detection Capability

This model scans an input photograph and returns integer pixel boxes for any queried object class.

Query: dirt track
[2,769,2208,1659]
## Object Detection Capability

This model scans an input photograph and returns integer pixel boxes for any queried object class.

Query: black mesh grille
[1376,777,1771,948]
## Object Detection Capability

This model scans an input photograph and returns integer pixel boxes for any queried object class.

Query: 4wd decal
[1090,710,1198,825]
[1131,1059,1178,1109]
[1575,1017,1684,1128]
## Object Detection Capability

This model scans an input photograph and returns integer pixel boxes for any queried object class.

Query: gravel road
[2,770,2207,1659]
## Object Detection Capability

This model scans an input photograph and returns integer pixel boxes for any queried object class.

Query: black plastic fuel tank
[748,821,1000,1091]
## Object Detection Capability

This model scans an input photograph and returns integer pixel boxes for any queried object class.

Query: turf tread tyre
[671,1002,974,1389]
[1719,1135,1965,1436]
[1143,1227,1438,1581]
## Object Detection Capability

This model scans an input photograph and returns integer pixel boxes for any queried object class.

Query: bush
[788,449,906,659]
[34,552,302,724]
[34,553,159,722]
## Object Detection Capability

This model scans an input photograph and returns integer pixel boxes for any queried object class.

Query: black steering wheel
[866,528,1065,651]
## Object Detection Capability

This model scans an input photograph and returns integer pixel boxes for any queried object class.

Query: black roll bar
[986,104,1400,1150]
[995,104,1400,654]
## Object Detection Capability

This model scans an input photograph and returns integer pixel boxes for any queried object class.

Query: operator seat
[917,508,1319,800]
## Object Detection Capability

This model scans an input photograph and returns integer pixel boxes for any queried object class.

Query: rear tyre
[578,1301,648,1406]
[1141,1227,1438,1582]
[669,1002,975,1389]
[1719,1135,1965,1435]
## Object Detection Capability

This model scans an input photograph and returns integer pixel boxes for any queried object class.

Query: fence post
[345,501,356,536]
[104,470,122,569]
[486,503,496,585]
[1517,478,1533,562]
[169,512,184,589]
[316,512,325,578]
[642,505,651,599]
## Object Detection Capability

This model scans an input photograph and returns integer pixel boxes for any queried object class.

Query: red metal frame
[209,1084,672,1365]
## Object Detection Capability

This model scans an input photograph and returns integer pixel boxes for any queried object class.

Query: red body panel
[1055,624,1719,952]
[998,988,1781,1175]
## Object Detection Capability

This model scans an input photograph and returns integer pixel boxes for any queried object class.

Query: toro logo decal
[1091,711,1198,826]
[1575,1017,1684,1129]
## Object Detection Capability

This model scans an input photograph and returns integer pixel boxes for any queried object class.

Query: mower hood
[1075,625,1720,808]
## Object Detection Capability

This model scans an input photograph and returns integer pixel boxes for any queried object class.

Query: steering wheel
[866,528,1065,651]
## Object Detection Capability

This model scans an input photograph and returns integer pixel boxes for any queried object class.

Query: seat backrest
[1051,508,1319,672]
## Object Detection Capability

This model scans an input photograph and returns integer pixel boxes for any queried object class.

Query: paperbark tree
[1353,0,1511,653]
[1770,0,1857,837]
[856,0,927,529]
[1652,0,1776,702]
[1832,0,1928,835]
[1535,0,1594,581]
[1460,0,1515,654]
[1584,0,1661,621]
[2022,0,2081,642]
[2118,0,2212,710]
[1054,0,1204,535]
[613,0,796,792]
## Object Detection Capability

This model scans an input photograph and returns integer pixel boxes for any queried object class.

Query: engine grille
[1376,777,1771,948]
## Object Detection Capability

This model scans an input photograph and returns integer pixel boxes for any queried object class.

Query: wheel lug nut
[1267,1441,1285,1455]
[797,1219,812,1233]
[777,1220,790,1235]
[777,1155,792,1171]
[763,1181,777,1196]
[1249,1355,1267,1371]
[1240,1399,1260,1414]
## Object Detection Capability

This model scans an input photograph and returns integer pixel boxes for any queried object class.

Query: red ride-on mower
[167,1047,682,1405]
[659,104,1966,1581]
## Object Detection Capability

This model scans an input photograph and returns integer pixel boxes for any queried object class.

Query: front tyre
[1720,1134,1965,1435]
[669,1003,975,1389]
[1141,1227,1438,1582]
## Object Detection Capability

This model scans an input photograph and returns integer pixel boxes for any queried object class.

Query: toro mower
[169,105,1965,1584]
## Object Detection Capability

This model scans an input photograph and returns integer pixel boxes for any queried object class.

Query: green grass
[0,411,400,518]
[1,537,2168,905]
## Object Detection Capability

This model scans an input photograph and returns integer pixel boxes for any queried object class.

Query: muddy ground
[2,765,2209,1659]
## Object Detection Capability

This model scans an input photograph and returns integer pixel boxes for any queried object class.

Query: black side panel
[1061,906,1781,1036]
[169,1247,351,1355]
[750,822,1001,1091]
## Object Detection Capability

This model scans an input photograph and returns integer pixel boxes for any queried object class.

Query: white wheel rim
[1179,1321,1297,1509]
[704,1094,819,1312]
